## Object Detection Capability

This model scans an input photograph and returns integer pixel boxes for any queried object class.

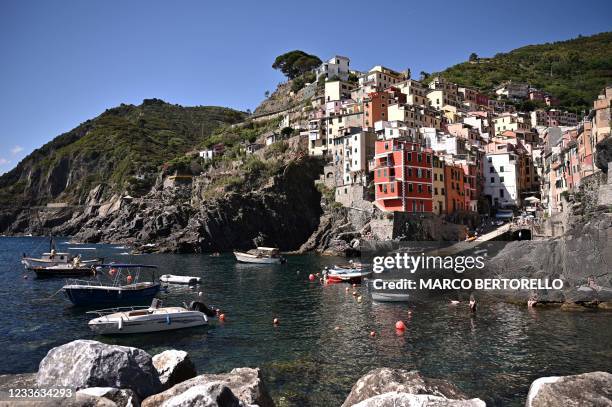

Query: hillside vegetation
[436,31,612,111]
[0,99,244,206]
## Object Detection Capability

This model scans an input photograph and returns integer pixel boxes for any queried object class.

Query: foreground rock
[342,368,472,407]
[526,371,612,406]
[142,367,273,407]
[353,392,485,407]
[36,340,162,399]
[76,387,140,407]
[159,382,247,407]
[153,350,197,390]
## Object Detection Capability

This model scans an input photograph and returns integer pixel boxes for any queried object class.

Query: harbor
[1,236,611,406]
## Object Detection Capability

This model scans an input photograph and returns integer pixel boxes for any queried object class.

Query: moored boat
[371,292,411,302]
[87,299,214,335]
[325,263,371,284]
[160,274,201,285]
[32,264,96,279]
[233,247,286,264]
[63,264,160,306]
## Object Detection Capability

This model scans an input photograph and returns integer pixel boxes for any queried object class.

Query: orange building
[372,138,433,212]
[444,161,465,213]
[363,87,406,128]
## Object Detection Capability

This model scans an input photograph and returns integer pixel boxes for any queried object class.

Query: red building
[372,138,433,212]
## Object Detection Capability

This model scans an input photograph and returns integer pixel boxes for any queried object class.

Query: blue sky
[0,0,610,174]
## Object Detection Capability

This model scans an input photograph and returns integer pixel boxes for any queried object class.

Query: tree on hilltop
[272,50,322,79]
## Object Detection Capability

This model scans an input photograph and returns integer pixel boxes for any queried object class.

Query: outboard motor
[188,301,217,317]
[150,298,163,309]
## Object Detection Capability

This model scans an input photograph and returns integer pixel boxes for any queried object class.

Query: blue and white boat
[62,264,160,306]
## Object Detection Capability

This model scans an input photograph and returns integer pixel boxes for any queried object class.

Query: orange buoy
[126,275,133,284]
[395,320,406,331]
[273,318,280,325]
[219,313,226,322]
[370,331,376,337]
[308,274,315,281]
[109,268,117,276]
[352,283,357,288]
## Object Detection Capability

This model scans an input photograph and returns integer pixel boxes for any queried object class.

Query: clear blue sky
[0,0,610,174]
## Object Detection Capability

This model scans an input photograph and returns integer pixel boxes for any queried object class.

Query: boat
[21,238,103,270]
[31,263,97,279]
[87,299,216,335]
[325,263,372,284]
[160,274,201,285]
[63,264,161,306]
[371,292,411,302]
[233,247,286,264]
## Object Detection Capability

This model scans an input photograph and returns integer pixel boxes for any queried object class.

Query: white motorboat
[160,274,201,285]
[325,262,371,284]
[371,292,411,302]
[233,247,286,264]
[87,299,215,335]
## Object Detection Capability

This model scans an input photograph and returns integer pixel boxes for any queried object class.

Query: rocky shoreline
[0,340,610,406]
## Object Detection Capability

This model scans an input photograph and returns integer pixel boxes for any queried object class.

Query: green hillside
[435,31,612,112]
[0,99,245,206]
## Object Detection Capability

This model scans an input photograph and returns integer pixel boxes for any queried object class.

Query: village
[206,55,612,240]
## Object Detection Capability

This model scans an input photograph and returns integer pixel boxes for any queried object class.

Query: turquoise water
[1,237,611,406]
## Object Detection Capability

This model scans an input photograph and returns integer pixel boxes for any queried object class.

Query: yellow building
[432,155,446,214]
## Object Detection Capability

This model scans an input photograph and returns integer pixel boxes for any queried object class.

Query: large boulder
[160,383,246,407]
[76,387,140,407]
[342,368,471,407]
[36,340,162,399]
[153,350,197,390]
[525,371,612,406]
[353,392,486,407]
[142,368,273,407]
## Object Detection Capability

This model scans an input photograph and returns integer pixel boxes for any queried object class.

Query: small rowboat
[160,274,201,285]
[325,263,371,284]
[87,299,215,335]
[371,292,411,302]
[233,247,286,264]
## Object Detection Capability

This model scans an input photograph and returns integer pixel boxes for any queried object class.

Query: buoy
[395,320,406,331]
[316,272,320,277]
[357,296,362,303]
[23,275,28,279]
[345,287,350,292]
[352,283,357,288]
[273,318,280,325]
[126,275,133,284]
[370,331,376,337]
[198,292,203,297]
[319,278,323,283]
[215,308,220,314]
[334,326,340,330]
[308,274,315,281]
[352,291,358,296]
[219,313,226,322]
[109,268,117,277]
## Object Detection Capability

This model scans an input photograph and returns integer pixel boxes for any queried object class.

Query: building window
[499,189,504,198]
[500,166,504,172]
[500,176,504,182]
[418,184,422,193]
[408,183,413,193]
[490,177,494,183]
[390,184,395,193]
[489,167,494,173]
[434,174,438,181]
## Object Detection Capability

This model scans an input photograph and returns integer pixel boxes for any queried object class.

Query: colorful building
[372,138,433,212]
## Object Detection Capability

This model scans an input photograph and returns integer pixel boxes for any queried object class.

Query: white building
[374,120,418,141]
[421,128,466,156]
[484,152,520,208]
[316,56,350,81]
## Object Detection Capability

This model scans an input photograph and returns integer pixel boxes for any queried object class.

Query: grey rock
[525,371,612,407]
[142,368,273,407]
[160,383,246,407]
[153,350,197,390]
[353,392,486,407]
[36,340,161,399]
[76,387,140,407]
[342,368,471,407]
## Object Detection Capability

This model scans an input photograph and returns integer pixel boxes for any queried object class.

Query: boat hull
[64,283,161,306]
[89,312,207,335]
[33,267,94,279]
[234,252,283,264]
[371,292,411,302]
